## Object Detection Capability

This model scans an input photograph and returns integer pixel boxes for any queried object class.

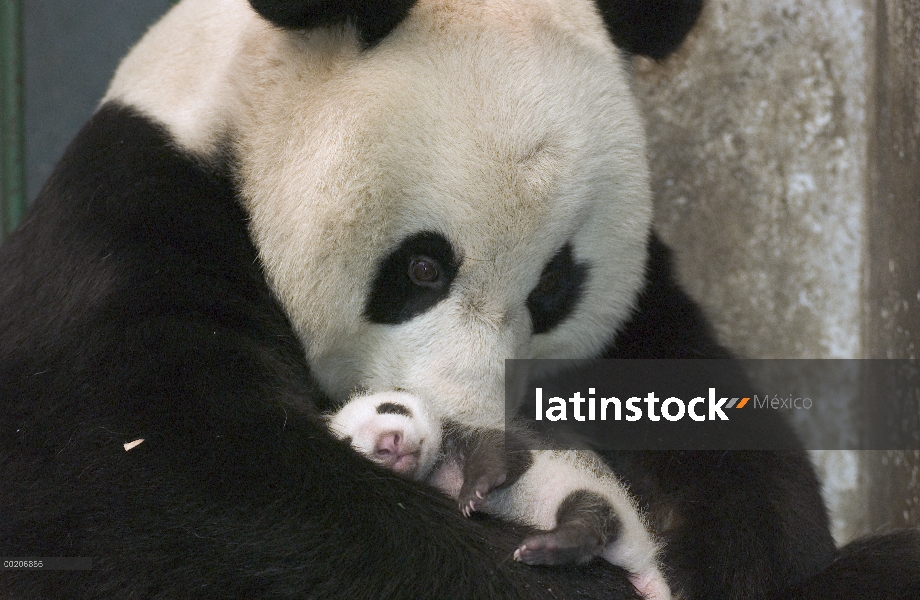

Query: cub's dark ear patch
[376,402,412,417]
[594,0,704,59]
[365,231,461,325]
[248,0,417,47]
[527,244,589,335]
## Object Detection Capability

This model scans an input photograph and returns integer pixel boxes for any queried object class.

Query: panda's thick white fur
[105,0,651,429]
[110,3,661,585]
[114,2,665,590]
[329,391,670,600]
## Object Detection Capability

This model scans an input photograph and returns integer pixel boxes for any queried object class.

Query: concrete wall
[633,0,919,543]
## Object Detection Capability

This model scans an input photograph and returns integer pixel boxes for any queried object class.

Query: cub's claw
[457,471,505,515]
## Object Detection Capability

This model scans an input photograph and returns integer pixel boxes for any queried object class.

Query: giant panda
[2,0,919,599]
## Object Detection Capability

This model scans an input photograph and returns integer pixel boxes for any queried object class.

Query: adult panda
[2,0,918,599]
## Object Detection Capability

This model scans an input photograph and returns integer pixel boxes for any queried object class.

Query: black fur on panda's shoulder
[782,529,920,600]
[0,104,643,599]
[600,235,841,600]
[600,232,920,600]
[604,233,731,360]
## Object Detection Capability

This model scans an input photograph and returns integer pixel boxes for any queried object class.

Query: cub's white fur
[491,450,669,600]
[329,392,671,600]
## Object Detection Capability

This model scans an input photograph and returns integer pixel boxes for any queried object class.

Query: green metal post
[1,0,25,240]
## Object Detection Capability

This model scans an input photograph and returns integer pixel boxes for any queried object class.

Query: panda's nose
[374,431,402,458]
[373,431,420,476]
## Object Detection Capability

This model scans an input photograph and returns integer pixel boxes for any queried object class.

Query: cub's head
[104,0,702,425]
[327,391,442,480]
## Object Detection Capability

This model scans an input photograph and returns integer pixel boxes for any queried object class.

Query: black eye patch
[526,244,589,335]
[365,231,461,325]
[376,402,412,417]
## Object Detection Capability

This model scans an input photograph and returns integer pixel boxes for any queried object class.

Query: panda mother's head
[104,0,701,424]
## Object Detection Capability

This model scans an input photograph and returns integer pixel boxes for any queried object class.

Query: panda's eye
[409,256,441,286]
[365,232,460,325]
[527,244,589,335]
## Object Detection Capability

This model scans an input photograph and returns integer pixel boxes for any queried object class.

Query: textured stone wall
[862,0,920,536]
[633,0,919,543]
[634,0,869,361]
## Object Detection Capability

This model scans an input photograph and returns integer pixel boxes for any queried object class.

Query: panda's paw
[457,467,506,517]
[513,521,604,566]
[455,428,523,517]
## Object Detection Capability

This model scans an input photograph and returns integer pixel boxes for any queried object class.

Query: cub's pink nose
[373,431,419,476]
[374,431,402,458]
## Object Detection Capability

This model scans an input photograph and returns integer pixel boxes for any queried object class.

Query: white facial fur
[104,0,652,428]
[327,391,442,480]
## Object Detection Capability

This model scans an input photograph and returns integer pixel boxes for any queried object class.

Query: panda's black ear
[248,0,417,47]
[594,0,704,59]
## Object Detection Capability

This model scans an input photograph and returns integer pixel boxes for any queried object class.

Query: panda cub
[328,391,670,600]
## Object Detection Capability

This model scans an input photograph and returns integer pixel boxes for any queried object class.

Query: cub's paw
[458,466,506,516]
[513,521,605,566]
[514,489,614,566]
[454,428,532,517]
